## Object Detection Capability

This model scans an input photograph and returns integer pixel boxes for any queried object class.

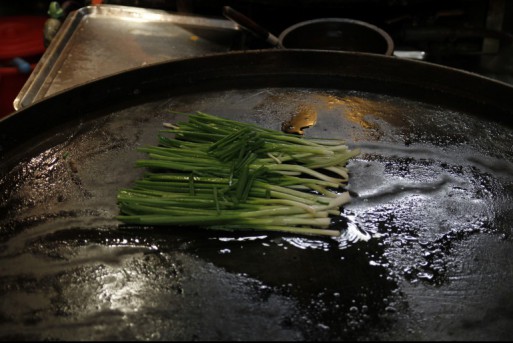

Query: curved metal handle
[222,6,280,46]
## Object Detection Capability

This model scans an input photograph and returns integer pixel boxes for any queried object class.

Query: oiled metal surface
[1,51,513,340]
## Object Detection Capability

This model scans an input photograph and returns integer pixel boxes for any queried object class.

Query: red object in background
[0,16,47,118]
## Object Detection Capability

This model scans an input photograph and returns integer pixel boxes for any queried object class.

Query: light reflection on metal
[98,265,146,313]
[318,94,400,129]
[216,235,267,242]
[282,237,330,251]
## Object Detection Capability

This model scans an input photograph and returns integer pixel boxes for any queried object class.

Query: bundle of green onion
[116,111,359,236]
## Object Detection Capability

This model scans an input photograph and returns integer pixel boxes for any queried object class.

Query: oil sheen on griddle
[281,106,318,134]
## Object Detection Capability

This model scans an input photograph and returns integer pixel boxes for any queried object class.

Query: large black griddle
[1,50,513,341]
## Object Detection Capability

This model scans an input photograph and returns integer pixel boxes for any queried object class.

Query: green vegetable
[116,111,359,236]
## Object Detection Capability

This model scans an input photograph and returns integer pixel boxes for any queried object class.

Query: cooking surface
[1,50,513,340]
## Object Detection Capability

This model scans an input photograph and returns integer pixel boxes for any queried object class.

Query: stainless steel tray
[14,4,242,110]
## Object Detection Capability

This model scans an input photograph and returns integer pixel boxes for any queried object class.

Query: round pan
[1,50,513,341]
[222,6,394,55]
[278,18,394,55]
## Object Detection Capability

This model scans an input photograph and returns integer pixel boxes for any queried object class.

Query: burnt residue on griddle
[281,105,318,135]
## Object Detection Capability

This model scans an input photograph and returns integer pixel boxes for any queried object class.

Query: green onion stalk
[116,111,359,237]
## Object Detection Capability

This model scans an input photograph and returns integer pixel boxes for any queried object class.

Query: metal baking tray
[14,4,243,110]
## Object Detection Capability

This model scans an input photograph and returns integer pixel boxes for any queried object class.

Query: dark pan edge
[1,49,512,175]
